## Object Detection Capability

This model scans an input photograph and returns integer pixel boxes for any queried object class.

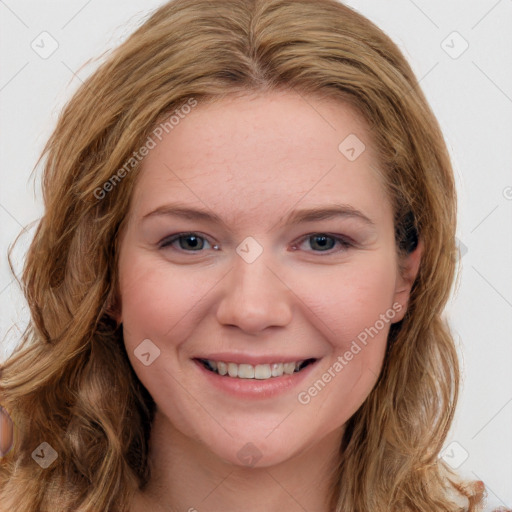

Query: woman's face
[116,91,419,467]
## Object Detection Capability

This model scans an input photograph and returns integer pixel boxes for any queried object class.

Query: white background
[0,1,511,509]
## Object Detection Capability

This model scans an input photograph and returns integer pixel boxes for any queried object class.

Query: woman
[0,0,497,510]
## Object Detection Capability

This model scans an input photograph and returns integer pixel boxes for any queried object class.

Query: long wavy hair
[0,0,490,510]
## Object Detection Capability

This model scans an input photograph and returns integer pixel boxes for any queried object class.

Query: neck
[130,408,344,512]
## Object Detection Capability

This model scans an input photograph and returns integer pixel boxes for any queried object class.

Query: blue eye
[295,233,353,254]
[158,232,353,255]
[159,232,214,252]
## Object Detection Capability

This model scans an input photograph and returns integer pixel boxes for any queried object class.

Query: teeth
[217,361,227,376]
[227,362,238,378]
[283,362,296,375]
[202,359,313,380]
[255,365,271,379]
[271,363,284,377]
[238,364,254,378]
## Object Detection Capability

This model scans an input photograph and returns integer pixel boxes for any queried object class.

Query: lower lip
[193,359,318,399]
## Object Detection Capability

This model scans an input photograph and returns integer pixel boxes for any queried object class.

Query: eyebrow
[141,203,375,228]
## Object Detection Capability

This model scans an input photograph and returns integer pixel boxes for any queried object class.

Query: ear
[104,294,122,326]
[111,309,122,326]
[392,238,423,322]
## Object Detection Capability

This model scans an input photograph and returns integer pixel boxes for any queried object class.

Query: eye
[158,232,353,255]
[293,233,353,254]
[159,232,216,252]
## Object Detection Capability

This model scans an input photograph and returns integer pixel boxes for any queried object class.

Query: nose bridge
[216,245,292,332]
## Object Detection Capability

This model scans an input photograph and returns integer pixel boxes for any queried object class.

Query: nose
[215,251,293,333]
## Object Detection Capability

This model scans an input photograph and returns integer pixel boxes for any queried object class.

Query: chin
[198,426,309,469]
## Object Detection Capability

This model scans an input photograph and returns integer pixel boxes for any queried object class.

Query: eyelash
[158,232,354,256]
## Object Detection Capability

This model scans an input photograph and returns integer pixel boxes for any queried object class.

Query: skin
[117,90,422,512]
[0,407,14,457]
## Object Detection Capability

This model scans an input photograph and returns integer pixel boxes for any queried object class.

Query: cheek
[118,252,213,344]
[117,253,217,436]
[291,257,397,410]
[119,246,399,353]
[290,255,398,347]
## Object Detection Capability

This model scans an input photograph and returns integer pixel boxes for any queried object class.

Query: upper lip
[194,353,319,365]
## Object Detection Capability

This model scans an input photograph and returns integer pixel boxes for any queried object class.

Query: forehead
[128,91,390,226]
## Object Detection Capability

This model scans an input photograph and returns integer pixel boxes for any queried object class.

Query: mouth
[195,358,318,380]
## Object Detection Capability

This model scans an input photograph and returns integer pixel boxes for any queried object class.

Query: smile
[197,358,317,380]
